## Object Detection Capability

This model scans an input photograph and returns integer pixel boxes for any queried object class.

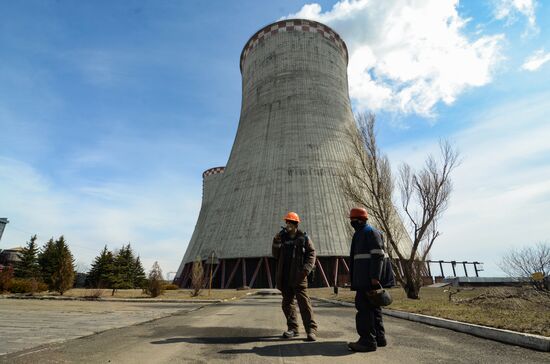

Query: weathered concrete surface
[2,295,549,363]
[175,19,413,279]
[0,299,206,356]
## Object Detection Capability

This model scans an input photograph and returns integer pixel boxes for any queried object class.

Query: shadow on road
[219,341,354,357]
[151,335,282,345]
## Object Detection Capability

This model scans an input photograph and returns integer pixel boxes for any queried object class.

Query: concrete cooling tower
[175,19,411,288]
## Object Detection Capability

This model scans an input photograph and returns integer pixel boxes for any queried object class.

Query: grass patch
[309,286,550,337]
[54,288,253,301]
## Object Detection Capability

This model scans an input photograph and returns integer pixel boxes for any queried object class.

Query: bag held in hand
[367,285,393,307]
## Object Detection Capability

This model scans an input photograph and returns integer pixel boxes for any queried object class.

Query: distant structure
[0,247,22,267]
[0,218,8,242]
[175,19,412,288]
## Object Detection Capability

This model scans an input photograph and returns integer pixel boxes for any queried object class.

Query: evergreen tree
[109,244,135,295]
[38,238,57,288]
[86,246,114,288]
[50,236,75,295]
[14,235,41,279]
[133,256,146,289]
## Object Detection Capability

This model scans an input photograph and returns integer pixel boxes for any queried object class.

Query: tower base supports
[176,256,359,289]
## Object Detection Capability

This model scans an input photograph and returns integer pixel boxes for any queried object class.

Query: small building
[0,247,23,267]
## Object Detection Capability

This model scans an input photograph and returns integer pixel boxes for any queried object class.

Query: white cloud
[521,49,550,71]
[285,0,504,117]
[386,92,550,276]
[493,0,539,36]
[0,156,201,276]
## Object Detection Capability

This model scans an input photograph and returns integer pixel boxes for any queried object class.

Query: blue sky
[1,0,549,278]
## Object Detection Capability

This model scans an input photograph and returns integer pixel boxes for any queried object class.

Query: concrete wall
[175,168,225,278]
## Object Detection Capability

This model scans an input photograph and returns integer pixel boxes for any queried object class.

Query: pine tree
[133,256,146,289]
[14,235,41,279]
[86,246,114,288]
[109,244,134,295]
[38,238,57,288]
[50,236,75,295]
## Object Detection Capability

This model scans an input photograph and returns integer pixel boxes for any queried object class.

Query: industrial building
[175,19,412,288]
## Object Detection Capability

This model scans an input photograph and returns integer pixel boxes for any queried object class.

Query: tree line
[0,235,75,294]
[86,244,146,295]
[0,235,165,296]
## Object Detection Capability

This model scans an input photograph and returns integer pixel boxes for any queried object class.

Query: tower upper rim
[202,166,225,179]
[239,19,349,73]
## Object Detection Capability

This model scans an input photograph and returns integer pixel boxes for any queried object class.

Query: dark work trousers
[355,290,385,346]
[281,285,318,334]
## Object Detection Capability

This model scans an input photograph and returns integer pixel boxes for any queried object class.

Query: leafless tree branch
[498,242,550,290]
[341,112,459,299]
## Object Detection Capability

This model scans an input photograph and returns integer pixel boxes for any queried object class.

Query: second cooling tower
[176,19,409,288]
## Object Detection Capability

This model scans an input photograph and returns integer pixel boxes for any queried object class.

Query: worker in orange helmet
[272,211,318,341]
[347,207,388,352]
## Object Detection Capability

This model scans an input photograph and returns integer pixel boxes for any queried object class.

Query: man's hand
[273,234,282,248]
[371,278,380,287]
[299,270,308,281]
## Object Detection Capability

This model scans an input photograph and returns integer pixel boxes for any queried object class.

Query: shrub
[163,283,179,290]
[9,278,48,294]
[0,265,14,292]
[145,261,164,298]
[84,288,104,300]
[191,257,204,297]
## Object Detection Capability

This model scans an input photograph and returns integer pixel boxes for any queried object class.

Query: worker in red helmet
[272,211,318,341]
[347,207,387,352]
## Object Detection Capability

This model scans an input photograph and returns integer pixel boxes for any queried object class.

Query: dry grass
[37,286,550,337]
[309,286,550,337]
[60,288,253,301]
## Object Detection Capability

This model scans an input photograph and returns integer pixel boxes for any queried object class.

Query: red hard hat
[284,212,300,223]
[349,207,368,220]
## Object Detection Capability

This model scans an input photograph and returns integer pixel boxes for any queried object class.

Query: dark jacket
[272,229,316,290]
[349,224,385,291]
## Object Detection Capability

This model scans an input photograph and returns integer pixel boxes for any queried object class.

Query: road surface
[1,294,548,363]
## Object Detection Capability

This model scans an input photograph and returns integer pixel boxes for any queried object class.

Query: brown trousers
[281,285,318,334]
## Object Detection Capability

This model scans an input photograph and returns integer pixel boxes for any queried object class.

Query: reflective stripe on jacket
[349,224,384,291]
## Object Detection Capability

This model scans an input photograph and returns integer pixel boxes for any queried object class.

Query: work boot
[306,332,317,342]
[282,329,299,338]
[376,337,387,347]
[347,341,377,352]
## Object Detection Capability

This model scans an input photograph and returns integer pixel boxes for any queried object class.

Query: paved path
[0,299,205,356]
[1,295,549,363]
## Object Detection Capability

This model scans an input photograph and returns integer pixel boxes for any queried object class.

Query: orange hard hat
[349,207,368,220]
[283,212,300,223]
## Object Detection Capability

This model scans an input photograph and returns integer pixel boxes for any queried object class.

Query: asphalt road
[1,294,548,363]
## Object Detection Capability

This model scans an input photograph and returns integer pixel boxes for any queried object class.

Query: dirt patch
[454,287,550,310]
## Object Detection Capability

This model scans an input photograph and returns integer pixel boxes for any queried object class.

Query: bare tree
[190,256,204,297]
[342,113,459,299]
[499,242,549,290]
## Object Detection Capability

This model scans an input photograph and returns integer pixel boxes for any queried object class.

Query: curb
[0,295,224,304]
[313,297,550,352]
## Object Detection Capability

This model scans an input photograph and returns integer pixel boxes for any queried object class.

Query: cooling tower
[175,19,411,288]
